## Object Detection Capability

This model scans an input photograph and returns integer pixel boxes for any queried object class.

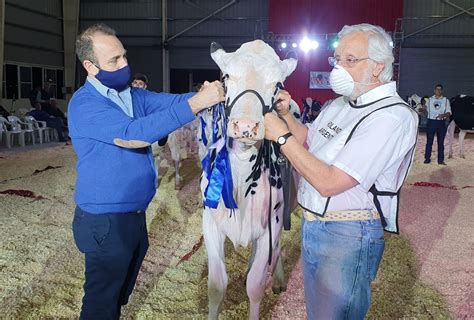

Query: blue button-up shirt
[87,76,134,117]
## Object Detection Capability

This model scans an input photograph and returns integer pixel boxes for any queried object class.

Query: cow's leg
[203,210,227,320]
[174,153,182,190]
[247,238,286,295]
[246,223,283,320]
[246,235,269,320]
[459,130,466,158]
[151,142,165,183]
[168,133,183,189]
[247,239,258,275]
[447,120,455,158]
[271,241,287,294]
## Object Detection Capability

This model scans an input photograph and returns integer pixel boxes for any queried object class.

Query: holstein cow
[152,119,199,189]
[407,94,428,131]
[198,40,298,319]
[447,95,474,158]
[409,93,474,158]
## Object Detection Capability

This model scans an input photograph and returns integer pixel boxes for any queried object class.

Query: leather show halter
[221,73,286,266]
[222,73,284,117]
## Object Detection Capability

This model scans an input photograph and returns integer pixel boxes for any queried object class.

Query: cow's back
[452,95,474,130]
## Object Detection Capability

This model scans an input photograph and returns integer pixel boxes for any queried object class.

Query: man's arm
[188,80,225,114]
[69,81,225,148]
[439,97,452,119]
[266,91,357,196]
[143,80,224,115]
[69,92,194,146]
[280,111,308,146]
[273,91,308,145]
[265,112,357,197]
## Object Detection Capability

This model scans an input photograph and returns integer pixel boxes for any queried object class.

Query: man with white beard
[264,23,418,319]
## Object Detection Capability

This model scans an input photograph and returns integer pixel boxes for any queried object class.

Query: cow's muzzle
[228,119,261,141]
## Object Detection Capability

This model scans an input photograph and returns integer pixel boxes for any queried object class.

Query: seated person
[27,102,68,142]
[29,84,51,108]
[43,98,67,124]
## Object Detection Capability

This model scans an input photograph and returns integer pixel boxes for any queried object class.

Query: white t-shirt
[298,82,419,232]
[427,95,451,120]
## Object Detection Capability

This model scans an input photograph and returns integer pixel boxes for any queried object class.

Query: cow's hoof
[461,155,465,159]
[448,154,453,159]
[272,285,287,294]
[175,180,183,190]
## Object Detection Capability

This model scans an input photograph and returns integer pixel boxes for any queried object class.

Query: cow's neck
[228,139,260,162]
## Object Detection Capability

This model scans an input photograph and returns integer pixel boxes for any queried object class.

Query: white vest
[298,95,418,233]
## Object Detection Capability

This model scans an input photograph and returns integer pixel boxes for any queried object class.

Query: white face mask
[329,64,379,99]
[329,65,355,97]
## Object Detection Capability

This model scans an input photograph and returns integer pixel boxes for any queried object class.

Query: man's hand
[188,80,225,114]
[436,112,450,120]
[273,90,291,117]
[264,112,290,142]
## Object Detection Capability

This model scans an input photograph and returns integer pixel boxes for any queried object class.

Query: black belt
[76,206,145,216]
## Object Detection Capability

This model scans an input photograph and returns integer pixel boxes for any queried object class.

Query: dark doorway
[5,64,18,100]
[32,67,43,90]
[170,69,220,93]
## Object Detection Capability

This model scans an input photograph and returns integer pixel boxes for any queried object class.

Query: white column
[162,0,169,92]
[62,0,80,103]
[0,0,5,100]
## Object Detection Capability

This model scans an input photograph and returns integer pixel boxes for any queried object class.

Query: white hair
[338,23,394,83]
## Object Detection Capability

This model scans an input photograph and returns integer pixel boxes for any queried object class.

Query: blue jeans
[72,206,149,320]
[301,217,385,320]
[425,119,447,163]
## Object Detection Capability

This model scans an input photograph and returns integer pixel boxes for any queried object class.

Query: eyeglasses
[328,56,371,68]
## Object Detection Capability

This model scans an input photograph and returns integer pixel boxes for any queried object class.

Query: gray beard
[349,67,376,101]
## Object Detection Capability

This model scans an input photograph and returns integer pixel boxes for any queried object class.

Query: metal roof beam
[404,1,474,39]
[167,0,238,43]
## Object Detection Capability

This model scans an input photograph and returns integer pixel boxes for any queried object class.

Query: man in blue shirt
[68,23,224,319]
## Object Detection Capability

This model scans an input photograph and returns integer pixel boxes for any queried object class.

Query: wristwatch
[276,132,293,146]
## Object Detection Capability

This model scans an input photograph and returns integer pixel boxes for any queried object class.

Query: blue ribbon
[200,103,238,210]
[200,116,207,146]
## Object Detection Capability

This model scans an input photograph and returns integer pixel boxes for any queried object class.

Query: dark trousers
[46,118,67,141]
[425,119,447,163]
[72,206,149,320]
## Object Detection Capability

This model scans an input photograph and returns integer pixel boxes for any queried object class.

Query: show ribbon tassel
[200,102,238,211]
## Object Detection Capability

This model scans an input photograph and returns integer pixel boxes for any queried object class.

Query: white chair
[0,116,25,148]
[8,115,35,145]
[46,123,58,141]
[24,116,48,144]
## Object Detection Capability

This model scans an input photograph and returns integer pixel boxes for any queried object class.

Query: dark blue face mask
[94,64,131,92]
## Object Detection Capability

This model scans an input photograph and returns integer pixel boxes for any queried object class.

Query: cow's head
[211,40,297,144]
[408,94,421,108]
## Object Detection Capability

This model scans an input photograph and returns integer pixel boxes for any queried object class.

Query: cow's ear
[281,58,298,79]
[210,42,231,71]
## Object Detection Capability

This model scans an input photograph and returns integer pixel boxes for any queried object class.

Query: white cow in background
[199,40,298,319]
[152,119,199,189]
[409,93,474,159]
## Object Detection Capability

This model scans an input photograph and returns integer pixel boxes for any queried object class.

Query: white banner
[309,71,331,89]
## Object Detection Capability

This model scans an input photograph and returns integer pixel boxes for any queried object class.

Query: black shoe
[438,162,447,166]
[424,159,431,164]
